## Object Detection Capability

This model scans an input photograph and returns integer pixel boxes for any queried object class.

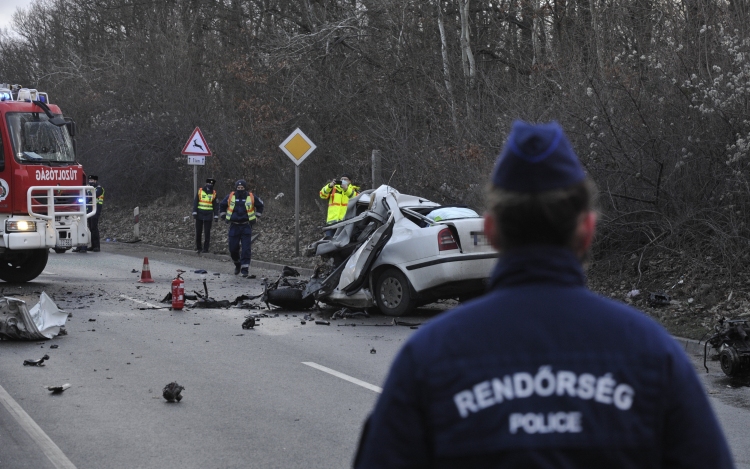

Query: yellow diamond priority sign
[279,128,316,166]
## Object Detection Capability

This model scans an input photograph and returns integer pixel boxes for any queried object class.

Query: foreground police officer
[354,121,734,468]
[219,179,264,277]
[192,177,219,253]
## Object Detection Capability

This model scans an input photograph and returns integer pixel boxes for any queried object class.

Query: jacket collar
[489,245,587,290]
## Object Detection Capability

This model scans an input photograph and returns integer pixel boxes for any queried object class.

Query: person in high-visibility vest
[219,179,264,277]
[319,174,359,238]
[192,177,219,253]
[74,174,104,253]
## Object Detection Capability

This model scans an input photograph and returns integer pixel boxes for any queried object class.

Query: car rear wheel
[375,268,416,317]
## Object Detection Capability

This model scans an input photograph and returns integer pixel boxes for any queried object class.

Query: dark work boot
[234,264,241,275]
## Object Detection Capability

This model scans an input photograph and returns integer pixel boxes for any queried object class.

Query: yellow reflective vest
[197,188,216,211]
[320,183,358,224]
[226,192,256,222]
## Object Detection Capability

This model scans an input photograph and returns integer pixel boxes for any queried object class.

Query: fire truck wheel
[0,249,49,283]
[54,248,68,254]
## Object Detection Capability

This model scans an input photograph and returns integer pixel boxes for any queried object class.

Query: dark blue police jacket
[355,246,734,469]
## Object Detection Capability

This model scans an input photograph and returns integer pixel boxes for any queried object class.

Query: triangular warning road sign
[181,127,212,156]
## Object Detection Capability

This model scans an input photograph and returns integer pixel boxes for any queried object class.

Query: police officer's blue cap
[235,179,247,188]
[88,175,98,180]
[491,120,585,192]
[206,178,216,185]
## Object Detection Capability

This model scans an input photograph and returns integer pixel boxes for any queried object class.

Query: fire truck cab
[0,83,95,283]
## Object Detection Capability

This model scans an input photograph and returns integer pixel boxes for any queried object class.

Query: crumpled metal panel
[0,292,68,340]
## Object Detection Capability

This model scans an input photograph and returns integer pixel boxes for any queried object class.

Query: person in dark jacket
[219,179,264,277]
[354,121,734,469]
[192,177,219,253]
[74,174,104,253]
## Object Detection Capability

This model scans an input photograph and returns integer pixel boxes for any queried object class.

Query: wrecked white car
[304,185,498,316]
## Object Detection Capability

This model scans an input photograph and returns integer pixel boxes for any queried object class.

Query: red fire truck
[0,83,95,282]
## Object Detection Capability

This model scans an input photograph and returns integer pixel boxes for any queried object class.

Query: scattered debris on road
[24,354,50,366]
[261,270,315,310]
[315,320,330,326]
[393,319,421,327]
[242,316,256,329]
[163,382,185,402]
[331,307,370,320]
[0,293,68,341]
[704,318,750,376]
[45,383,71,393]
[370,348,376,354]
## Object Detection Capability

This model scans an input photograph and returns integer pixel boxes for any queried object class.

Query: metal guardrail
[27,185,96,220]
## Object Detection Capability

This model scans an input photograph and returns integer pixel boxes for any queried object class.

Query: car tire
[719,347,742,377]
[0,249,49,283]
[266,288,315,310]
[375,268,416,317]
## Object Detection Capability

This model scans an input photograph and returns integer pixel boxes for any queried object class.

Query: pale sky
[0,0,34,32]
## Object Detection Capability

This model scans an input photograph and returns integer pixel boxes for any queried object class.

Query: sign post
[181,127,212,196]
[279,128,317,256]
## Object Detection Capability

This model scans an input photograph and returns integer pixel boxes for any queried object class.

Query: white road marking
[302,362,382,393]
[0,384,77,469]
[119,294,160,309]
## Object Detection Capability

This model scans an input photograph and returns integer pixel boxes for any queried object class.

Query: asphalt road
[1,242,749,468]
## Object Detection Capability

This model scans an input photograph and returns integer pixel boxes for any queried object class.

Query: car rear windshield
[425,207,480,221]
[6,112,75,163]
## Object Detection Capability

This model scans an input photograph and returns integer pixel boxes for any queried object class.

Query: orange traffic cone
[139,257,155,283]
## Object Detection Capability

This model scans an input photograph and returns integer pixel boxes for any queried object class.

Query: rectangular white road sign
[187,155,206,165]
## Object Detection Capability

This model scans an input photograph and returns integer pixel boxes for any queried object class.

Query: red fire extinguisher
[171,270,185,310]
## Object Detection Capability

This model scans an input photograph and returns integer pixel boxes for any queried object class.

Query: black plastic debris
[50,344,59,349]
[282,266,300,277]
[648,292,671,307]
[190,299,232,308]
[370,348,376,354]
[394,319,421,327]
[242,317,256,329]
[300,320,306,325]
[131,269,139,273]
[45,383,71,393]
[24,354,50,366]
[163,382,185,402]
[315,320,330,326]
[260,273,315,310]
[88,318,96,322]
[194,270,208,274]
